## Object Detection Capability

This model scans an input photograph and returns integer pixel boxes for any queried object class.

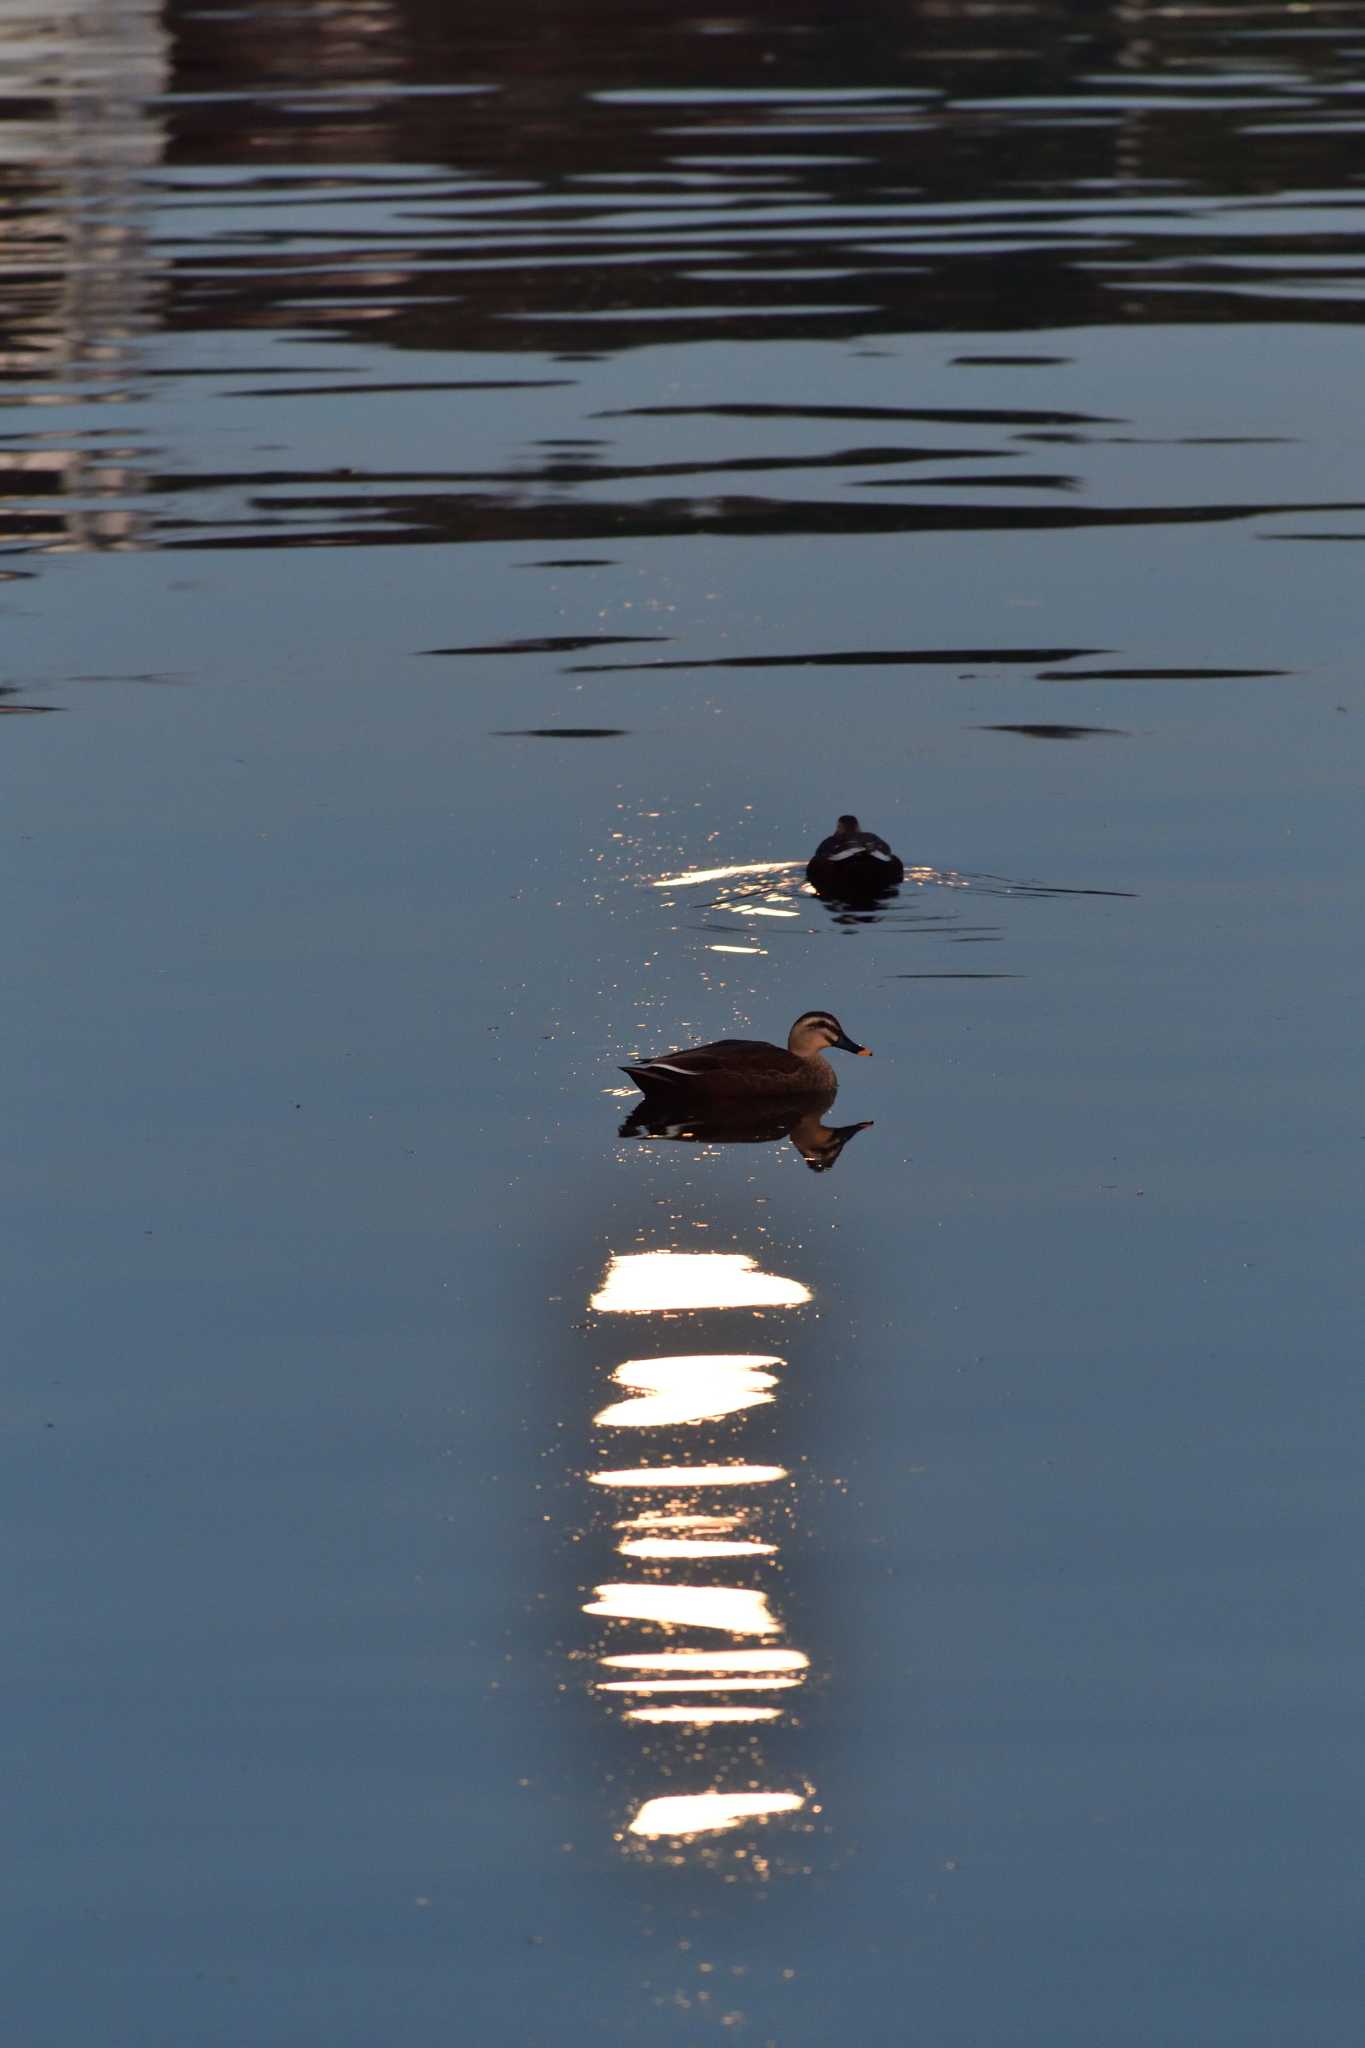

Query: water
[5,3,1364,2041]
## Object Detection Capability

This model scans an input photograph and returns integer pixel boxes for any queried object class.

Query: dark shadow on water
[0,683,57,713]
[492,727,628,739]
[853,470,1079,491]
[419,633,665,656]
[1024,433,1296,448]
[152,495,1365,556]
[572,645,1107,674]
[978,723,1130,740]
[1035,665,1290,682]
[230,378,575,399]
[407,444,1009,486]
[598,402,1121,429]
[974,874,1136,899]
[953,354,1073,367]
[621,1102,874,1175]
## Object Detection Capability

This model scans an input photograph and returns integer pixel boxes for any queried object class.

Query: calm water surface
[5,3,1364,2042]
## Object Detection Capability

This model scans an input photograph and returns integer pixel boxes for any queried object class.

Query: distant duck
[807,814,905,895]
[622,1010,871,1102]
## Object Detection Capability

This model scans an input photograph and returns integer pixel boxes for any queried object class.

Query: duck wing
[811,831,896,865]
[702,1038,808,1078]
[622,1038,805,1087]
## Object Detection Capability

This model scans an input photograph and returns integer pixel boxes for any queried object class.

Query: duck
[622,1010,871,1102]
[806,814,905,895]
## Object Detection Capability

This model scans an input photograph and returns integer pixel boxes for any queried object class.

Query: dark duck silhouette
[806,814,905,896]
[621,1100,874,1173]
[622,1010,871,1104]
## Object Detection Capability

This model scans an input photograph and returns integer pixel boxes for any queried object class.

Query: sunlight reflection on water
[580,1246,815,1853]
[593,1353,782,1428]
[590,1250,812,1313]
[629,1792,807,1840]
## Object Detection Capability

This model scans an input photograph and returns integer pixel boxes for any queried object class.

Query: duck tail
[623,1061,689,1094]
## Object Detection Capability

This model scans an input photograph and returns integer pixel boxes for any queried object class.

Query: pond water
[5,2,1364,2042]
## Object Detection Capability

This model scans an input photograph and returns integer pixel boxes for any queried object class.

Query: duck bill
[835,1032,871,1056]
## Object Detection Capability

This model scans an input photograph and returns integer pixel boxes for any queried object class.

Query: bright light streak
[651,859,802,888]
[629,1791,805,1837]
[584,1583,779,1633]
[589,1464,787,1487]
[591,1251,810,1314]
[594,1353,782,1428]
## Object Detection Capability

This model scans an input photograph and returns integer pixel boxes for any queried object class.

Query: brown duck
[622,1010,871,1102]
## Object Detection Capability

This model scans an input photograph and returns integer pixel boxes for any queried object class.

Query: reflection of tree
[0,0,168,549]
[12,2,1351,552]
[156,0,1365,369]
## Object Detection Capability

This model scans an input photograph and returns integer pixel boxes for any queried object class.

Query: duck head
[787,1010,872,1058]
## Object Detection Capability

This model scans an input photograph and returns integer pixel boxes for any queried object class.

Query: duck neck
[796,1049,835,1086]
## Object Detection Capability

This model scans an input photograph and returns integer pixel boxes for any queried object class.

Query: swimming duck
[622,1010,871,1102]
[807,814,905,895]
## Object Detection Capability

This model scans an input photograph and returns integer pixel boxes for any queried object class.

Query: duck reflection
[581,1246,818,1854]
[621,1101,873,1173]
